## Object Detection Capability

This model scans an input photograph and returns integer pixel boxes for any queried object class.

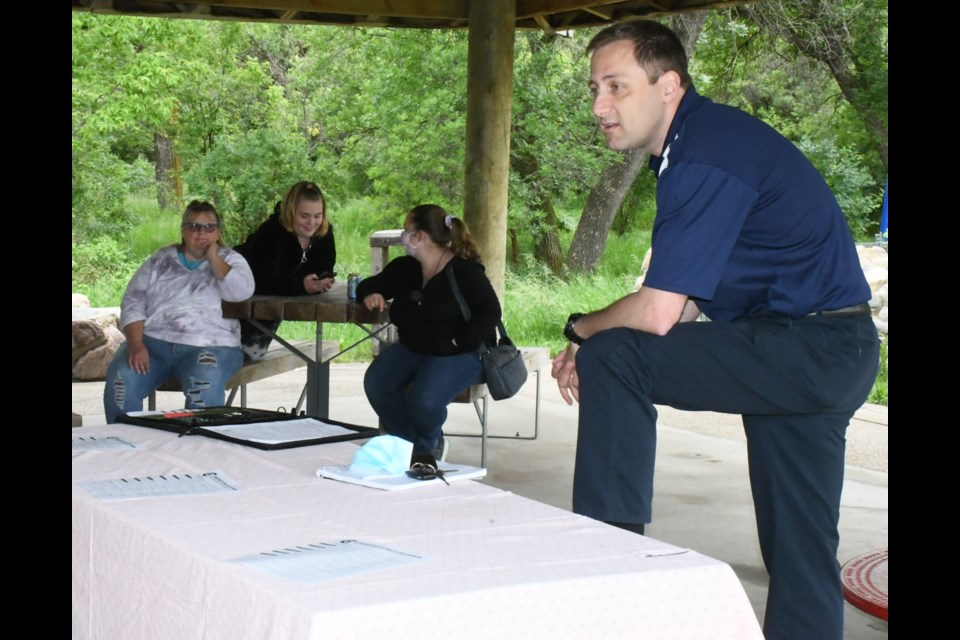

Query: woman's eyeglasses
[182,222,220,233]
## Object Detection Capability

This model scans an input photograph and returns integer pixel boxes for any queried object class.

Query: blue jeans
[364,342,484,454]
[103,335,244,423]
[573,314,879,640]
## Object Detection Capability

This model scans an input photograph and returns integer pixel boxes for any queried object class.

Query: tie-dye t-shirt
[119,244,255,348]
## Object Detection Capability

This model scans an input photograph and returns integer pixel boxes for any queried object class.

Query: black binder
[116,406,378,450]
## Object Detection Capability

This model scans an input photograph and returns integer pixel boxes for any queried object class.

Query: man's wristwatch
[563,313,586,345]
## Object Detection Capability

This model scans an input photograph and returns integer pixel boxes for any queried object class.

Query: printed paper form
[73,436,137,452]
[201,418,358,444]
[227,539,430,584]
[79,471,241,501]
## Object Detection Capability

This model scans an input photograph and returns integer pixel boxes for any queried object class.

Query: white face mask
[400,229,419,257]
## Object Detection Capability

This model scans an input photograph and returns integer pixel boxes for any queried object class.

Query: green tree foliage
[296,28,471,211]
[691,3,887,237]
[72,5,887,251]
[510,30,611,218]
[184,128,316,245]
[72,14,190,238]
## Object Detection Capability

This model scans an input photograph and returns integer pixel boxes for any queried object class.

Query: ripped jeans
[103,335,244,423]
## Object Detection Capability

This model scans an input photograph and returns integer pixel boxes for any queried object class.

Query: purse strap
[445,266,510,344]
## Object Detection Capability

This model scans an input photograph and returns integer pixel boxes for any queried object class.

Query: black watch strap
[564,313,586,345]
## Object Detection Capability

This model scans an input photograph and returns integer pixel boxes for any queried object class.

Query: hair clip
[444,214,453,228]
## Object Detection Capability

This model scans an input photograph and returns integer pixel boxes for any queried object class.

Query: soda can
[347,273,361,300]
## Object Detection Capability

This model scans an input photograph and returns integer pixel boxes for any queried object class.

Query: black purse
[446,268,527,400]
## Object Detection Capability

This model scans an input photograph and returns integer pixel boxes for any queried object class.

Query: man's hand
[551,343,580,405]
[362,293,387,311]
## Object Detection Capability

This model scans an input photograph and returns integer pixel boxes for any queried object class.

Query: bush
[73,145,146,241]
[72,236,140,306]
[795,137,883,239]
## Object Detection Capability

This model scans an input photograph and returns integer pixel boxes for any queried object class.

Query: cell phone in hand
[318,271,336,279]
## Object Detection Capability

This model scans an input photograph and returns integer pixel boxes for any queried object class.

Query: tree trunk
[566,148,647,273]
[154,131,178,210]
[534,202,565,274]
[566,13,707,274]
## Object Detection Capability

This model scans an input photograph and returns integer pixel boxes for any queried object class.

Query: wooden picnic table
[221,280,389,418]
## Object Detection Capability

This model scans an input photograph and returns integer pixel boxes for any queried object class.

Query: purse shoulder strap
[445,265,511,344]
[445,266,472,322]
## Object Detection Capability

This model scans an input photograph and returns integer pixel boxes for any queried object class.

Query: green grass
[73,196,887,405]
[867,339,888,405]
[127,195,182,261]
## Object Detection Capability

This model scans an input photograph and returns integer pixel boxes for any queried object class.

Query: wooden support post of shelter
[463,0,516,303]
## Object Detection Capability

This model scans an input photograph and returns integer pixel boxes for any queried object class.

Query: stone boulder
[72,304,124,381]
[72,319,107,368]
[73,325,125,381]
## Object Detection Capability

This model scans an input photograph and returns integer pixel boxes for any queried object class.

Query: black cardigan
[356,255,501,356]
[233,205,336,296]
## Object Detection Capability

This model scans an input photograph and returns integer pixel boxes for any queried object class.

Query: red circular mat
[841,548,888,621]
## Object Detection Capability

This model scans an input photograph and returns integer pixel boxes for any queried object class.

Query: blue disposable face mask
[400,230,419,257]
[348,435,413,477]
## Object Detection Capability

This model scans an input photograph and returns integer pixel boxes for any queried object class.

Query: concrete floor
[73,362,888,638]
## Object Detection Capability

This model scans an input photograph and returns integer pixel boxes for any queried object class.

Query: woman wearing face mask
[357,204,501,468]
[233,181,337,361]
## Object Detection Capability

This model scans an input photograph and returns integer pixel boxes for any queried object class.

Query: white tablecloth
[72,423,763,640]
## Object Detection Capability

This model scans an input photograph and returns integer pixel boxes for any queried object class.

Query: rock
[634,247,654,291]
[72,320,106,368]
[72,307,121,330]
[862,266,888,292]
[73,293,90,308]
[73,325,125,381]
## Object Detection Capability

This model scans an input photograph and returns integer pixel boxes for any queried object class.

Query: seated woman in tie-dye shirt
[102,200,255,423]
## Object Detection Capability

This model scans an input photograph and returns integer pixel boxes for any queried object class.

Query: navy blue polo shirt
[642,86,871,322]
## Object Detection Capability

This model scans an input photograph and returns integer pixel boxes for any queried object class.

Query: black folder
[116,406,379,450]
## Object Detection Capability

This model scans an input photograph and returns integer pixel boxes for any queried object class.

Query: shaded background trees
[72,0,887,266]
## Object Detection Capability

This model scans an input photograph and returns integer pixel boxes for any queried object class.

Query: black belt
[806,303,871,318]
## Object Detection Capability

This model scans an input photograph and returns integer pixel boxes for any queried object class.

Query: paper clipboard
[116,406,379,450]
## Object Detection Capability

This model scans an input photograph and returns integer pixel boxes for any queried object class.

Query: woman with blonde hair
[234,181,337,360]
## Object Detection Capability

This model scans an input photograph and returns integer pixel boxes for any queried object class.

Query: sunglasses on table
[181,222,220,233]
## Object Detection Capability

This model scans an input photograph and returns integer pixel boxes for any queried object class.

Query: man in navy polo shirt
[552,20,879,640]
